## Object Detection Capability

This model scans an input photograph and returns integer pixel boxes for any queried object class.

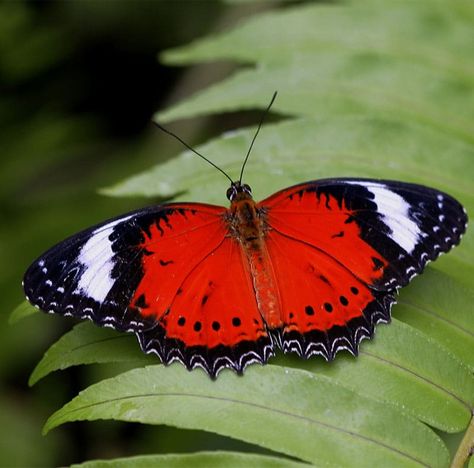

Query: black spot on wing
[319,274,331,285]
[331,231,345,238]
[134,294,148,309]
[324,303,333,313]
[372,256,384,271]
[159,259,174,266]
[232,317,242,327]
[277,289,395,361]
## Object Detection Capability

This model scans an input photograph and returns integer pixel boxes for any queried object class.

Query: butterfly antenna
[239,91,278,184]
[153,121,234,185]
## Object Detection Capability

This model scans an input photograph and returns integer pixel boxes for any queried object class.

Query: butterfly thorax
[228,194,267,247]
[226,193,283,328]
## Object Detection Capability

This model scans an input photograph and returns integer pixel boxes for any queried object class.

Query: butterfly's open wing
[260,178,467,359]
[136,237,273,377]
[23,178,467,375]
[23,203,272,377]
[23,204,226,332]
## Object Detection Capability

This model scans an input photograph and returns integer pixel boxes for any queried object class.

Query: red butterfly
[23,97,467,378]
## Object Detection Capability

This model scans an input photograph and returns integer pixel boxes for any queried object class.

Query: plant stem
[451,411,474,468]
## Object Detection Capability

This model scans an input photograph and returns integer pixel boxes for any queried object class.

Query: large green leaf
[161,1,474,70]
[30,317,474,433]
[72,451,307,468]
[28,322,152,386]
[8,300,37,324]
[103,116,474,206]
[45,365,450,468]
[298,319,474,433]
[157,2,474,140]
[396,268,474,370]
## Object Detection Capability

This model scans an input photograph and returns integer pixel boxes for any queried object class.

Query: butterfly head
[226,181,253,202]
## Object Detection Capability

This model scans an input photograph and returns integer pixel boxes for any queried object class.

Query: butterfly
[23,175,467,377]
[22,95,468,378]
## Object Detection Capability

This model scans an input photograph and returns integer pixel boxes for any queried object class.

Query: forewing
[261,178,467,290]
[23,203,227,333]
[260,178,467,358]
[24,202,273,377]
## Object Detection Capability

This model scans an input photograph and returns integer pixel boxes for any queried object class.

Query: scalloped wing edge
[135,289,396,378]
[136,324,276,379]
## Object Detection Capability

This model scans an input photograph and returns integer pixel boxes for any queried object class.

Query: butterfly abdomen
[226,196,282,329]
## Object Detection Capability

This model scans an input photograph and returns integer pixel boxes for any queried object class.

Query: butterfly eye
[226,187,236,200]
[242,184,252,195]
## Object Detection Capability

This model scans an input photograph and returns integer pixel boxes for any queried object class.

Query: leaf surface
[45,365,450,468]
[29,322,151,386]
[72,451,307,468]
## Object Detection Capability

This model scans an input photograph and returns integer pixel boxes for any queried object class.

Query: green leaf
[29,322,152,386]
[161,1,474,70]
[158,2,474,141]
[45,365,449,468]
[104,116,474,206]
[33,316,474,433]
[9,300,38,324]
[291,319,474,433]
[397,268,474,371]
[71,451,307,468]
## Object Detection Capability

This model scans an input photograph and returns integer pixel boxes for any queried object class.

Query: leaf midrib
[48,391,432,467]
[361,350,472,412]
[398,299,474,340]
